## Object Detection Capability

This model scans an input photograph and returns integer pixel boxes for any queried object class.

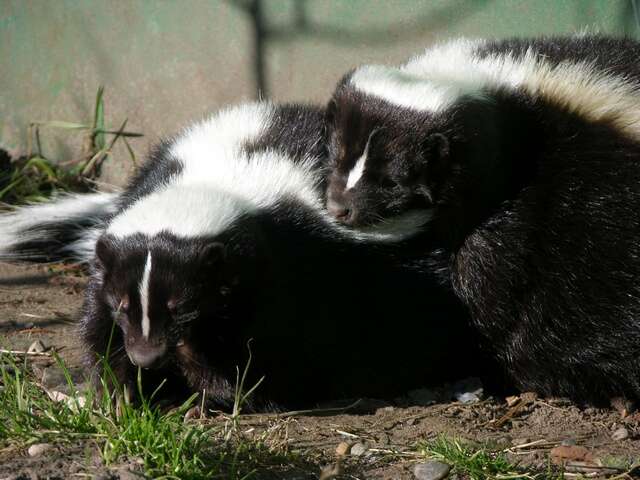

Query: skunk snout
[327,198,352,223]
[127,340,168,369]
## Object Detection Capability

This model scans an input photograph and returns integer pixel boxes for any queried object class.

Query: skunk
[325,35,640,227]
[324,35,640,404]
[0,102,476,410]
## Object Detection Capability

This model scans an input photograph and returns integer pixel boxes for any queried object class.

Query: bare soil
[0,262,639,479]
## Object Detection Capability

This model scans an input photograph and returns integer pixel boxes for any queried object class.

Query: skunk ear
[199,242,226,268]
[422,133,450,177]
[95,237,115,270]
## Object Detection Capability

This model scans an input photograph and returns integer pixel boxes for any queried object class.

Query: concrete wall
[2,0,638,184]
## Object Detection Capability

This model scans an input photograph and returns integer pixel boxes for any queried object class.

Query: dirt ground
[0,262,639,480]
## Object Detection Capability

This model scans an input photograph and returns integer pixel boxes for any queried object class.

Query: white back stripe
[106,103,323,239]
[139,251,152,340]
[351,37,640,142]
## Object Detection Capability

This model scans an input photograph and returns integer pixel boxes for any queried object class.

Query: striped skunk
[0,102,476,411]
[324,35,640,404]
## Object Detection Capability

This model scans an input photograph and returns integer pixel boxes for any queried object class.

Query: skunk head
[94,233,242,369]
[325,84,449,230]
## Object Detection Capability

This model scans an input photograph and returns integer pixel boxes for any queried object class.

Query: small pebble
[350,442,368,457]
[335,441,350,456]
[28,443,52,457]
[27,340,46,354]
[612,426,629,441]
[413,461,451,480]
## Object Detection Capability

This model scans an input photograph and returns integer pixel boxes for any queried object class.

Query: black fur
[77,103,480,411]
[324,35,640,404]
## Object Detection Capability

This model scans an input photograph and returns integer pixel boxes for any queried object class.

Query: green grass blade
[93,86,106,150]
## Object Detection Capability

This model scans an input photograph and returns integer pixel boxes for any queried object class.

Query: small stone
[27,340,46,354]
[612,427,629,441]
[350,442,368,456]
[560,438,577,446]
[511,437,529,446]
[413,461,452,480]
[335,442,351,456]
[28,443,52,457]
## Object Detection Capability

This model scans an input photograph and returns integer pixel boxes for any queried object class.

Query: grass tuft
[417,436,564,480]
[0,351,302,479]
[0,87,141,205]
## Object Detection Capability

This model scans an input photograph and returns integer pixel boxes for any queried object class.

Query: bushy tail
[0,192,119,263]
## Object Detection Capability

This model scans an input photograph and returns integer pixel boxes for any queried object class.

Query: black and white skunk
[0,102,476,410]
[324,35,640,404]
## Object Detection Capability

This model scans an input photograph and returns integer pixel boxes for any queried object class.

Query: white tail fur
[0,192,118,263]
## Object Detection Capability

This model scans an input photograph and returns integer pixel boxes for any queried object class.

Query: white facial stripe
[345,129,379,191]
[139,251,152,340]
[346,153,366,190]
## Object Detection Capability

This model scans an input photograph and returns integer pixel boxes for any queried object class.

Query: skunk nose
[327,199,351,222]
[127,341,167,369]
